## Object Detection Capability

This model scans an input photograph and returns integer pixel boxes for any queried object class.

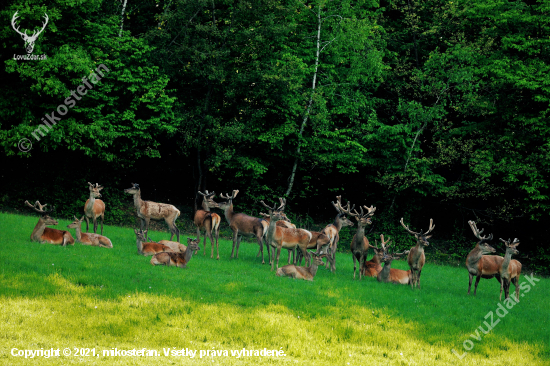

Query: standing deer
[320,196,355,272]
[260,198,313,271]
[376,248,411,285]
[134,229,175,256]
[67,216,113,248]
[294,231,331,266]
[466,220,498,296]
[363,236,388,277]
[124,183,180,242]
[24,200,74,246]
[218,190,269,263]
[84,182,105,235]
[260,212,297,264]
[400,218,435,289]
[194,190,222,259]
[338,201,376,280]
[151,238,201,268]
[498,238,522,301]
[276,253,326,281]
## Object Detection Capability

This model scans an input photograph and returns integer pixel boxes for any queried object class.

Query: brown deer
[376,248,411,285]
[260,212,297,264]
[134,229,175,256]
[295,231,331,265]
[157,239,187,253]
[338,200,376,280]
[84,182,105,235]
[194,190,222,259]
[400,218,435,289]
[320,196,355,272]
[498,238,522,301]
[218,190,269,263]
[276,253,326,281]
[260,198,313,271]
[124,183,180,242]
[363,236,388,277]
[25,200,75,246]
[67,216,113,248]
[151,238,201,268]
[466,220,498,296]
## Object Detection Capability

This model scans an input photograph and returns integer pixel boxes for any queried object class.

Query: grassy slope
[0,212,548,365]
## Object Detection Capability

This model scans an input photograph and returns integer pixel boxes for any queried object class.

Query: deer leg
[256,234,265,264]
[513,276,520,302]
[236,235,242,259]
[467,273,473,294]
[271,245,277,271]
[473,275,481,296]
[500,279,504,301]
[353,254,357,279]
[275,246,282,271]
[204,220,214,258]
[417,269,422,289]
[100,214,104,235]
[93,217,98,234]
[331,236,339,273]
[215,224,220,260]
[230,230,238,258]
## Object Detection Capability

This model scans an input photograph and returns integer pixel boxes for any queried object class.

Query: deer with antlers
[11,11,49,53]
[376,247,411,285]
[276,253,326,281]
[134,229,175,256]
[466,220,499,296]
[363,236,388,277]
[67,216,113,248]
[218,190,270,263]
[151,238,201,268]
[400,218,435,289]
[124,183,180,242]
[498,238,522,301]
[24,200,74,246]
[260,212,297,264]
[338,200,376,280]
[194,190,222,259]
[316,196,355,272]
[260,198,313,271]
[84,182,105,235]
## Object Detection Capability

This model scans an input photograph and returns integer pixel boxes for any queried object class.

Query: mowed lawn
[0,212,548,365]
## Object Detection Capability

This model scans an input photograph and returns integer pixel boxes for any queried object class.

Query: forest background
[1,0,549,273]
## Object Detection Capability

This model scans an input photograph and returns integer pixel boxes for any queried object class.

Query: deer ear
[80,216,85,222]
[425,235,432,240]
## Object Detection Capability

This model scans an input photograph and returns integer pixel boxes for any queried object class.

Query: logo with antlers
[11,11,49,54]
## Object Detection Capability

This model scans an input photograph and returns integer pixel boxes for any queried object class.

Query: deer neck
[355,224,366,241]
[201,200,211,212]
[31,217,47,241]
[266,214,278,240]
[136,237,143,254]
[133,191,143,211]
[223,203,234,224]
[86,193,96,213]
[309,261,320,278]
[466,245,484,269]
[73,224,82,242]
[184,246,195,263]
[333,215,343,232]
[501,249,513,275]
[378,260,393,281]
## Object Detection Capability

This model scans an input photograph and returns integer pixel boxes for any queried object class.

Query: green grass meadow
[0,212,549,365]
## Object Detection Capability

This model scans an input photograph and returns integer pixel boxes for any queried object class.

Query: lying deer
[84,182,105,235]
[276,253,326,281]
[363,236,387,277]
[151,238,200,268]
[400,218,435,289]
[125,183,180,242]
[67,216,113,248]
[498,238,522,301]
[134,229,174,256]
[25,200,74,246]
[376,244,411,285]
[194,190,221,259]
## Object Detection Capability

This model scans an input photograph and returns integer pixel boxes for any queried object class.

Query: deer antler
[500,237,520,247]
[24,200,52,214]
[379,234,392,252]
[221,190,239,200]
[400,218,420,236]
[11,12,27,38]
[198,190,216,198]
[468,220,493,242]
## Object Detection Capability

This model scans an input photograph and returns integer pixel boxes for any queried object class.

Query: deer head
[186,237,201,252]
[218,190,239,210]
[11,11,48,54]
[124,183,140,195]
[259,198,286,221]
[331,196,355,228]
[499,238,520,255]
[400,218,435,247]
[88,182,103,198]
[67,215,85,229]
[468,221,496,254]
[198,190,220,209]
[24,200,57,225]
[338,199,376,228]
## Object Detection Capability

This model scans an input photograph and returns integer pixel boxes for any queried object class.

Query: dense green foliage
[1,213,549,365]
[1,0,549,271]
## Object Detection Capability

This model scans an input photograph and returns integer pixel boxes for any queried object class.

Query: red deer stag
[363,236,388,277]
[376,248,411,285]
[260,198,313,271]
[339,200,376,279]
[319,196,355,272]
[84,182,105,235]
[24,200,75,246]
[498,238,522,301]
[260,212,297,264]
[194,190,221,259]
[124,183,180,242]
[134,229,175,256]
[151,238,201,268]
[400,218,435,289]
[67,216,113,248]
[218,190,269,263]
[466,220,498,296]
[276,253,326,281]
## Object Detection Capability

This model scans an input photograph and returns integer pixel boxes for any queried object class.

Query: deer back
[41,228,74,245]
[158,240,187,253]
[141,201,180,220]
[142,242,174,256]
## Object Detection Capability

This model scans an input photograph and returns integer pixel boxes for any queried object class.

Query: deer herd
[23,183,523,301]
